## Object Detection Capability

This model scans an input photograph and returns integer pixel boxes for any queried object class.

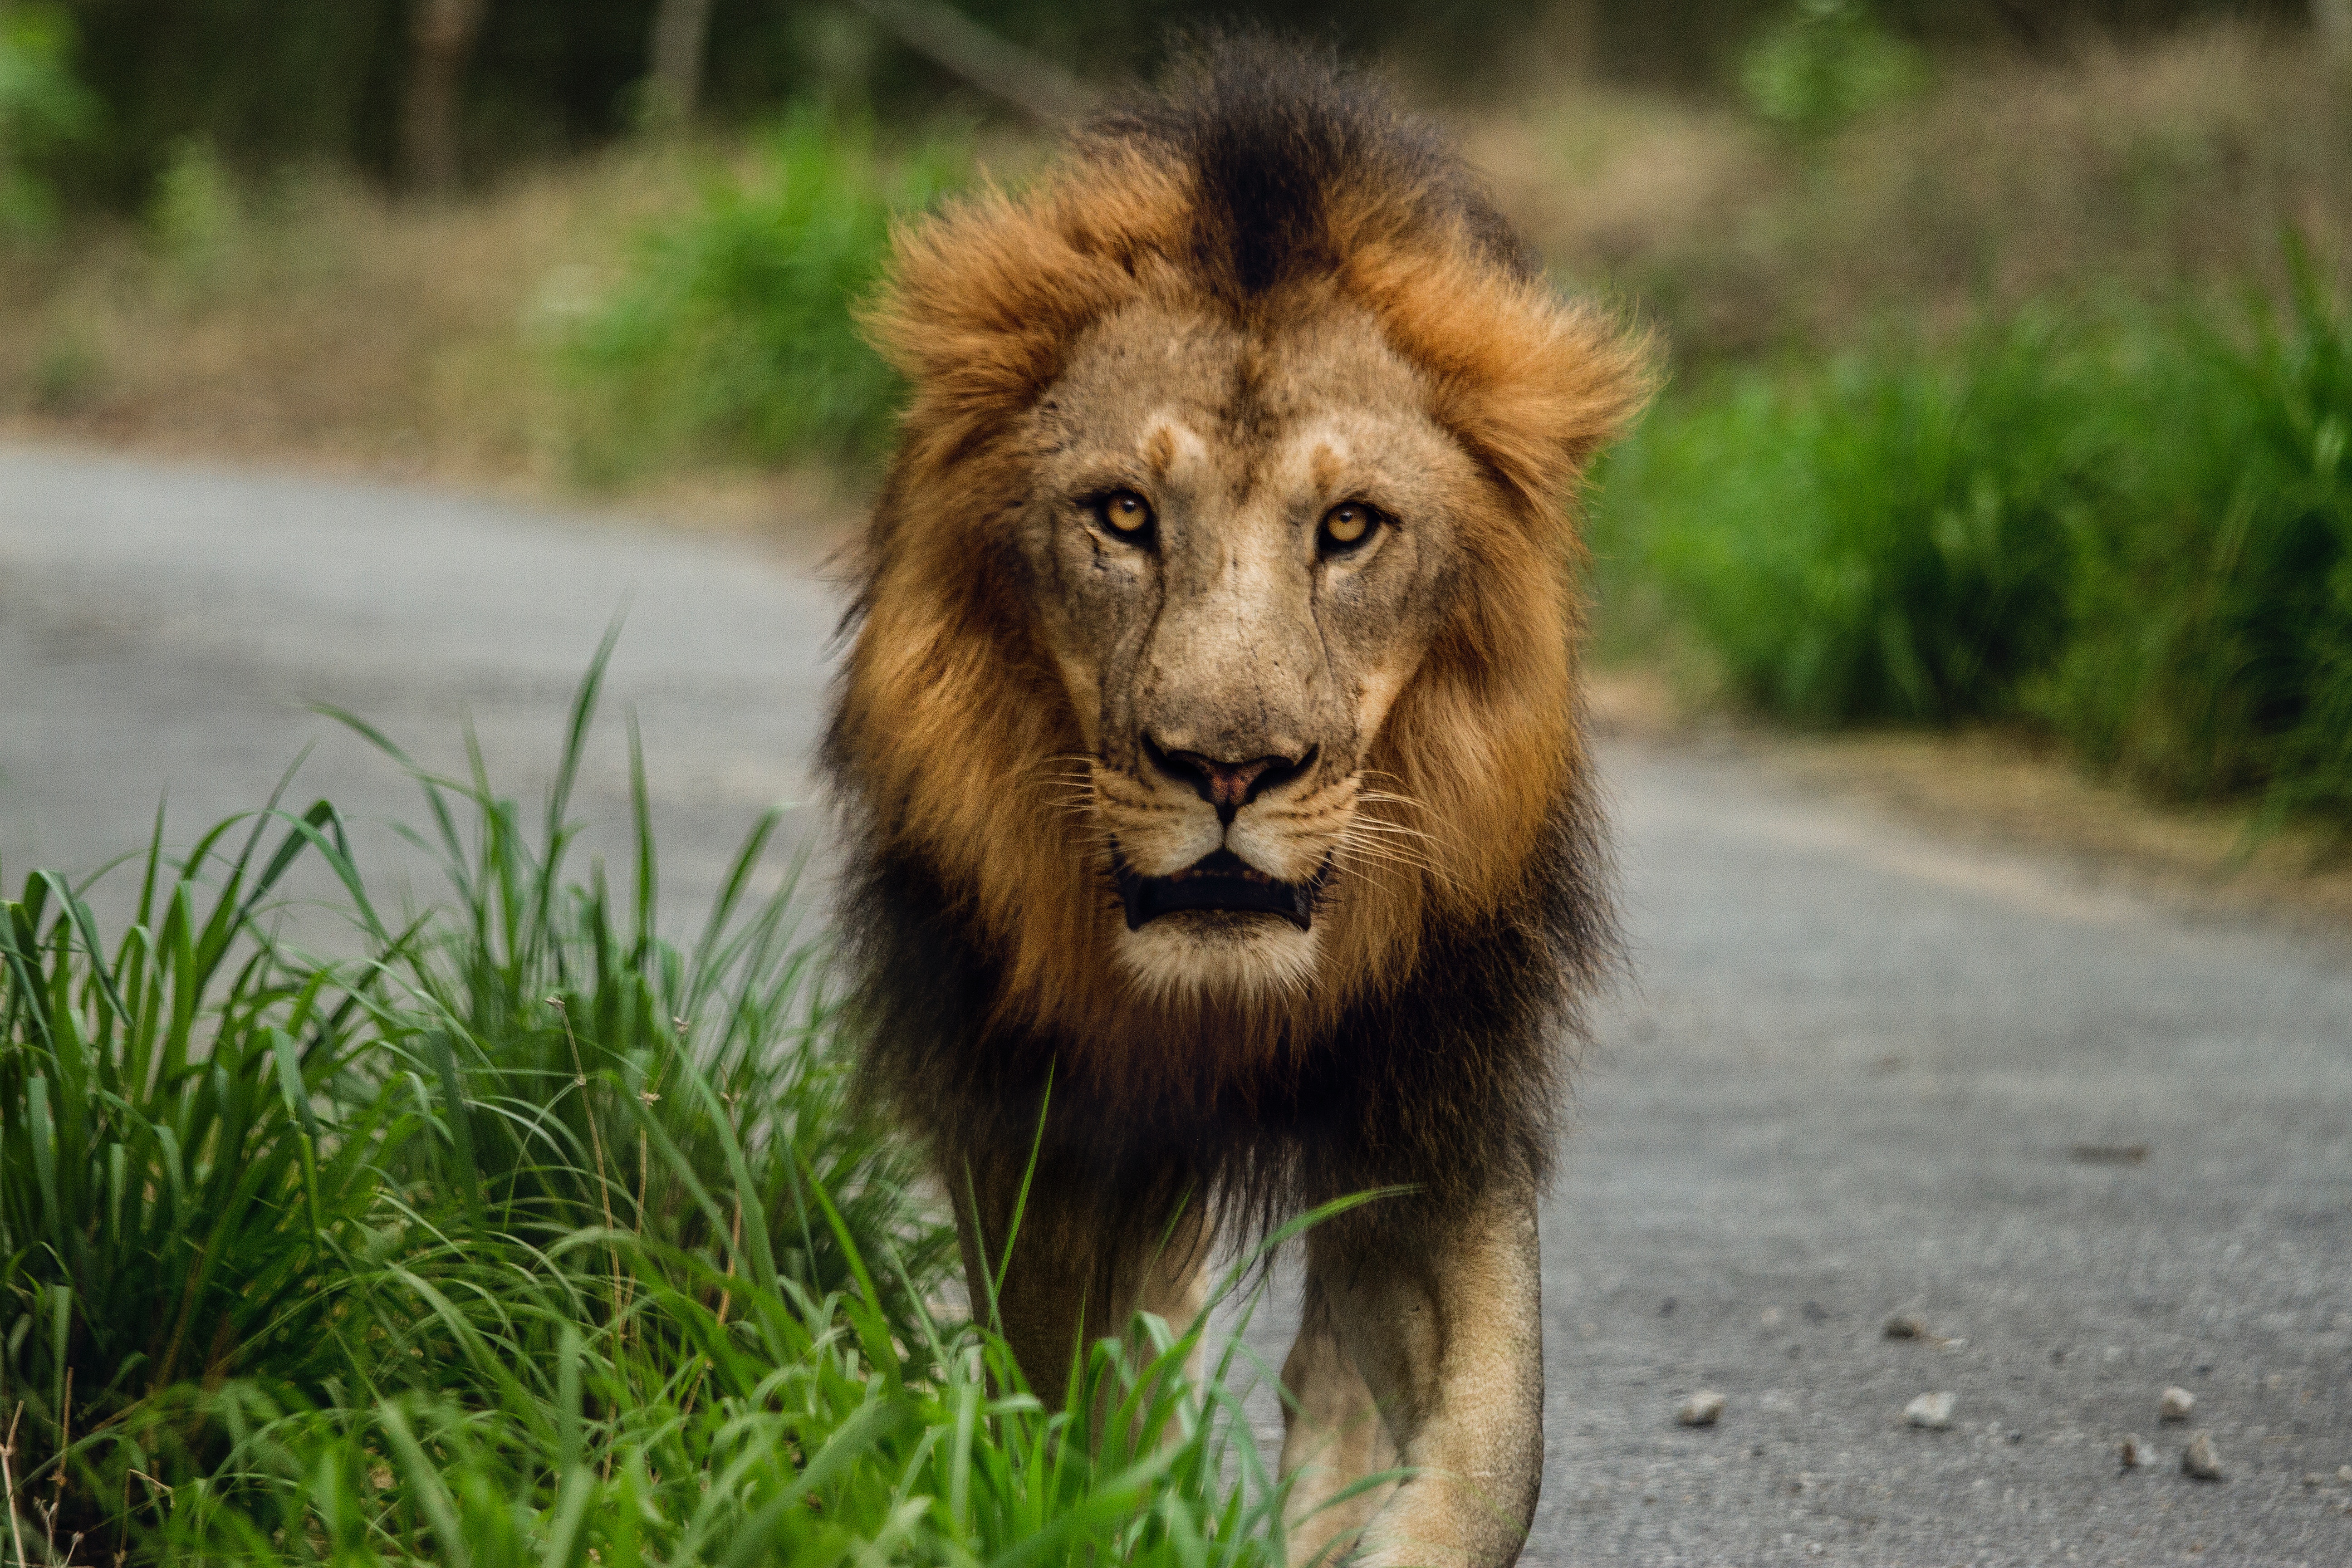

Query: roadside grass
[2044,242,2352,821]
[1592,309,2107,725]
[0,648,1294,1564]
[1592,236,2352,828]
[559,113,971,484]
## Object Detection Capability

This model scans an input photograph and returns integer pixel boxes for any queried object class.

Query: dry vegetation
[1473,23,2350,357]
[0,142,721,504]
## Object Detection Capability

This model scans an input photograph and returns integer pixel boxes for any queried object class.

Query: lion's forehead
[1041,299,1452,496]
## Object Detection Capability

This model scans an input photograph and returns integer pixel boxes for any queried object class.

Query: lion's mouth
[1112,848,1327,932]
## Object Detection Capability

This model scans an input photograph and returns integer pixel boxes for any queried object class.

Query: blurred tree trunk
[646,0,717,126]
[403,0,487,195]
[846,0,1089,125]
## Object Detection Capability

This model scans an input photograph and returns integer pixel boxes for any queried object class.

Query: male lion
[826,38,1650,1568]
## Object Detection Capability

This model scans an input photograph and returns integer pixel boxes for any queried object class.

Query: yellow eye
[1095,490,1153,536]
[1321,502,1376,550]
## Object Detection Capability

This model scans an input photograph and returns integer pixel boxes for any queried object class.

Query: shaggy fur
[825,37,1651,1319]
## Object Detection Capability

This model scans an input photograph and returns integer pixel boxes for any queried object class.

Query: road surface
[4,444,2348,1566]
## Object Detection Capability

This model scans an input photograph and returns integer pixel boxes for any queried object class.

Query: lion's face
[1014,298,1485,998]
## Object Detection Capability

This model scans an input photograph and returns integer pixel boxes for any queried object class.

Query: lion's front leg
[1305,1186,1544,1568]
[950,1151,1212,1412]
[1280,1288,1400,1566]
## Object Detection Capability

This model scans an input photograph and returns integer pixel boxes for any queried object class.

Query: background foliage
[25,0,2314,201]
[1592,235,2352,819]
[0,4,99,234]
[559,113,966,478]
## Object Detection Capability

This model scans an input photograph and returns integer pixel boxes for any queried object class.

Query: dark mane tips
[1083,33,1534,300]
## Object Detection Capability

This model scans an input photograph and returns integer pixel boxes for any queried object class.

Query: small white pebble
[2305,1473,2328,1487]
[2119,1434,2143,1470]
[2339,1465,2352,1484]
[1904,1392,1955,1430]
[1677,1390,1726,1427]
[2181,1431,2225,1481]
[2159,1386,2195,1422]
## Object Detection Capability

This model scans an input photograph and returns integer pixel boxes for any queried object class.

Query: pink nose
[1170,752,1278,810]
[1143,737,1317,823]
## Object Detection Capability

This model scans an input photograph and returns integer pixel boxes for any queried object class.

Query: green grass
[0,644,1301,1564]
[1592,235,2352,825]
[560,113,969,484]
[2044,242,2352,818]
[1593,310,2108,725]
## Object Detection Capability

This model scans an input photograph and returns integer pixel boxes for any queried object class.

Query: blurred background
[3,0,2349,841]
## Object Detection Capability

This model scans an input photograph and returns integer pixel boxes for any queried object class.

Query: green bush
[1,647,1293,1563]
[147,137,243,286]
[1599,313,2107,724]
[562,113,966,482]
[2045,244,2352,816]
[0,3,99,236]
[1597,239,2352,826]
[1738,0,1926,143]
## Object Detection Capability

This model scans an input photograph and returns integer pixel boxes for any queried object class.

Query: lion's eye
[1319,502,1379,553]
[1093,490,1155,540]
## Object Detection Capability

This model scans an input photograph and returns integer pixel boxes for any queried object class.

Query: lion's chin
[1113,913,1322,1006]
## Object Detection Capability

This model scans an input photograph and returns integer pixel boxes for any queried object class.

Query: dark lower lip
[1112,847,1326,932]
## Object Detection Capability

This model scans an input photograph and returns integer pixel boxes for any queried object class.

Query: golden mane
[829,45,1651,1143]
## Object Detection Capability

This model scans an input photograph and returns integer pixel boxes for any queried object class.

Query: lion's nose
[1143,736,1316,824]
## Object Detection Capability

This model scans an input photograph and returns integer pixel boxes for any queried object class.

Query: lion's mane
[824,39,1651,1265]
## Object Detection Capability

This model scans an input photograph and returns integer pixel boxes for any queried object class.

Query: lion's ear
[1467,284,1659,506]
[1352,242,1657,519]
[862,154,1193,436]
[860,186,1083,419]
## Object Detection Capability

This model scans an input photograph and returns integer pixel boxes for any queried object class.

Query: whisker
[1330,848,1445,900]
[1353,789,1434,815]
[1343,819,1450,853]
[1333,824,1465,896]
[1344,839,1448,874]
[1330,834,1440,876]
[1336,818,1439,841]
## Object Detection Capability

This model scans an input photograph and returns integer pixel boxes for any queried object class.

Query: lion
[823,36,1651,1568]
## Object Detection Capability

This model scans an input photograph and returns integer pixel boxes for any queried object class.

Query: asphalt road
[4,443,2348,1566]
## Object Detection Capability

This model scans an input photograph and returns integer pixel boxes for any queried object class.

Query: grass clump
[0,647,1290,1564]
[561,113,967,484]
[1597,311,2105,725]
[1596,237,2352,827]
[2049,243,2352,818]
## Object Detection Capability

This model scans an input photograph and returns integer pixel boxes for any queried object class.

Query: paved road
[4,444,2348,1566]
